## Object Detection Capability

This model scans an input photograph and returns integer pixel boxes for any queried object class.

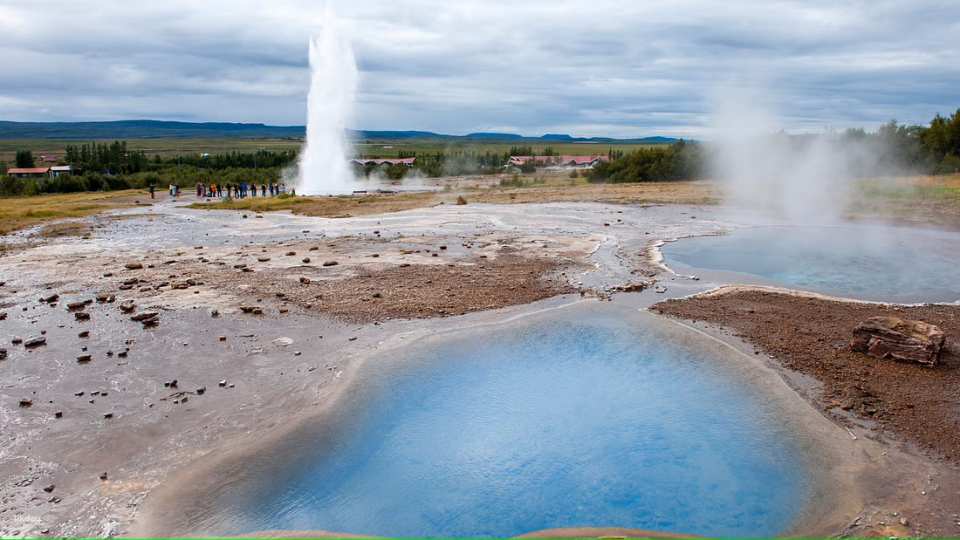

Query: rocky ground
[653,288,960,536]
[3,194,960,537]
[0,199,724,536]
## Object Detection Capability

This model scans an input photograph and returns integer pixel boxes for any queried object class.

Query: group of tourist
[196,182,289,199]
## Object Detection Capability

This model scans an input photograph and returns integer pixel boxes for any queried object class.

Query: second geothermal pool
[185,308,810,537]
[663,224,960,303]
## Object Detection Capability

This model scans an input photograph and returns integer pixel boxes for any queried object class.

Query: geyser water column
[298,7,358,195]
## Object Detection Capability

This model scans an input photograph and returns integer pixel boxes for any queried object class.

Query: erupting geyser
[297,7,358,195]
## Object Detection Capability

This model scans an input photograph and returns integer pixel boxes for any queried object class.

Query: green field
[0,137,666,163]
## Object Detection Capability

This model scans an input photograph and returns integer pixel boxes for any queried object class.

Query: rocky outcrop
[851,316,945,366]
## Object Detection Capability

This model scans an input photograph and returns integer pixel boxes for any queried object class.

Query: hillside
[0,120,678,144]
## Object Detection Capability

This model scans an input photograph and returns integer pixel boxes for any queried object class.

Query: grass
[849,174,960,228]
[0,137,663,163]
[191,192,443,218]
[0,190,146,235]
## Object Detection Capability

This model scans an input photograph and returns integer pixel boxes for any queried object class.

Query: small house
[7,167,51,179]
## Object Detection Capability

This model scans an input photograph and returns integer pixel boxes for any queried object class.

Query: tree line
[0,144,298,196]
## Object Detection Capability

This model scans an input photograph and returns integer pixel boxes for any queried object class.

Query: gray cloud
[0,0,957,137]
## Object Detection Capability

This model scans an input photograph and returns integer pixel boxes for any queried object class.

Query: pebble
[76,355,92,364]
[322,260,339,267]
[24,336,47,348]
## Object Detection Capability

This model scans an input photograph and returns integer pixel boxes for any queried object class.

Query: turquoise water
[194,312,809,537]
[664,225,960,303]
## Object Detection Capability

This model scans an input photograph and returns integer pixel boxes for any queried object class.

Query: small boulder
[851,316,945,366]
[124,262,143,270]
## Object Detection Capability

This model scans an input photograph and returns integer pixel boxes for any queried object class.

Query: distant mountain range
[0,120,679,144]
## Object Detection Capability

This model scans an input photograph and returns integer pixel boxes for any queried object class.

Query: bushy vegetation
[589,140,702,183]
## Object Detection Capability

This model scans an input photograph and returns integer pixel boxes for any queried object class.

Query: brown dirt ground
[122,242,576,324]
[220,255,574,323]
[652,290,960,463]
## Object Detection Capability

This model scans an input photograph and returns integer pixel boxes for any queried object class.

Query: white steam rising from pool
[709,85,890,225]
[297,6,358,195]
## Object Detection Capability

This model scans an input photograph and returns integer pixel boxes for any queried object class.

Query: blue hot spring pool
[190,311,809,537]
[663,225,960,303]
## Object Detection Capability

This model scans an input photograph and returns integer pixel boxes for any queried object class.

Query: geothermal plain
[0,181,959,537]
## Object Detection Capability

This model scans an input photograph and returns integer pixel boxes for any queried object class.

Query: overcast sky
[1,0,958,137]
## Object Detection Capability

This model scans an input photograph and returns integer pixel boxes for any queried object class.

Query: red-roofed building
[507,155,608,169]
[351,157,416,166]
[7,167,51,178]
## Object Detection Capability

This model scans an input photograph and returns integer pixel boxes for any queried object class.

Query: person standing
[149,184,155,199]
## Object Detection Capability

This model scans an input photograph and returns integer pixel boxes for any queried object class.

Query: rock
[119,302,135,314]
[130,311,159,322]
[54,411,62,418]
[103,413,113,419]
[67,300,87,311]
[12,337,22,345]
[196,386,206,395]
[24,336,47,348]
[42,293,60,303]
[286,251,296,256]
[302,257,311,263]
[239,306,264,315]
[163,379,178,388]
[851,316,945,366]
[43,485,55,493]
[0,349,6,360]
[74,311,91,321]
[0,312,5,320]
[78,330,90,338]
[322,260,338,267]
[96,292,114,303]
[309,246,319,251]
[456,195,467,205]
[299,276,311,284]
[99,472,108,481]
[257,257,271,262]
[76,355,92,363]
[19,399,32,407]
[218,379,227,387]
[124,262,143,270]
